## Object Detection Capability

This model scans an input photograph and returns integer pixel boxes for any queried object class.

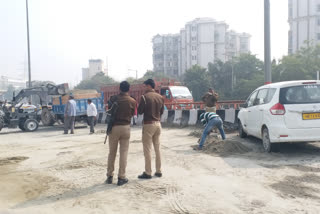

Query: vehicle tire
[19,120,26,131]
[238,120,247,138]
[0,120,3,132]
[24,119,39,132]
[41,108,56,126]
[0,111,4,132]
[262,127,273,153]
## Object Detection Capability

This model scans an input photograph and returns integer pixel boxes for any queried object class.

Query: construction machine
[0,83,69,132]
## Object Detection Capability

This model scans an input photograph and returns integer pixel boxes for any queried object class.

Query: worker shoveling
[191,133,251,156]
[192,111,251,156]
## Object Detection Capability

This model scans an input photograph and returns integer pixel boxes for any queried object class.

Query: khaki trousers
[107,125,130,179]
[142,122,162,176]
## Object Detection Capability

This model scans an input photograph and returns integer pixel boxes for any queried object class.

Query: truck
[51,92,105,123]
[101,80,194,110]
[0,83,105,133]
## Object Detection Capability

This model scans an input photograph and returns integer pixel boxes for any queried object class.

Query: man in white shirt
[87,99,98,134]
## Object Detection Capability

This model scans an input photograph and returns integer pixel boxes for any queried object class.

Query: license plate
[302,112,320,120]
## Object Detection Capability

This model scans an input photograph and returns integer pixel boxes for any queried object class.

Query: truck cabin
[160,86,193,102]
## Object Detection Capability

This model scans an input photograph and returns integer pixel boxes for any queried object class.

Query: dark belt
[143,121,160,124]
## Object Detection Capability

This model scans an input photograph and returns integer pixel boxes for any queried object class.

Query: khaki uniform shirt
[138,89,164,122]
[113,92,136,126]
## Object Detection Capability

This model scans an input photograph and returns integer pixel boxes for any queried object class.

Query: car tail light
[270,103,286,115]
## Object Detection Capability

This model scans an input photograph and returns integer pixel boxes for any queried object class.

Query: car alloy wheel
[262,127,272,153]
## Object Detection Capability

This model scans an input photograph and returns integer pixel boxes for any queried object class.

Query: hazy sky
[0,0,288,86]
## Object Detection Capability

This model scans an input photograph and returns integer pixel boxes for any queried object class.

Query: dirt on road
[0,125,320,214]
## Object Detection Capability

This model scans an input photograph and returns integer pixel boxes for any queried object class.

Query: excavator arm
[13,83,69,105]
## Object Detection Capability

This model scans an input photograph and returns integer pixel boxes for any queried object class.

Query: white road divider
[97,109,239,126]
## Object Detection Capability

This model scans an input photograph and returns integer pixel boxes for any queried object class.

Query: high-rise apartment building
[288,0,320,54]
[152,34,180,77]
[82,59,108,80]
[152,18,251,77]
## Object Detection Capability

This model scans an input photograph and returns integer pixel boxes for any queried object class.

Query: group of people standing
[63,96,97,134]
[63,79,163,186]
[105,79,164,186]
[63,80,226,185]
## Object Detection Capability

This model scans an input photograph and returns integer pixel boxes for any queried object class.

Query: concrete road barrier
[97,109,239,126]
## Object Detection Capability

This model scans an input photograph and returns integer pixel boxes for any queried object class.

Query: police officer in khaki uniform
[137,79,164,179]
[106,81,136,186]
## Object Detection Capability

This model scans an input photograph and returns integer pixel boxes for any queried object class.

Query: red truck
[101,80,194,110]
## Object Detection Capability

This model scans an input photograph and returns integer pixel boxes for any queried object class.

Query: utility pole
[317,71,319,80]
[264,0,272,84]
[128,69,138,80]
[26,0,32,88]
[231,61,234,91]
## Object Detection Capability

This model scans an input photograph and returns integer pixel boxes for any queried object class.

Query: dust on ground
[0,156,29,166]
[0,125,320,213]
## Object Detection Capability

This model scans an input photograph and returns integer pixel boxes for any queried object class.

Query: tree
[142,70,175,81]
[75,72,117,91]
[208,53,264,100]
[273,44,320,82]
[125,77,142,84]
[183,65,211,101]
[208,60,232,99]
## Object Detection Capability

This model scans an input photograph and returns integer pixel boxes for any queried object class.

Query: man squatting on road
[194,112,226,150]
[106,81,136,186]
[137,79,165,179]
[86,99,98,134]
[64,95,77,134]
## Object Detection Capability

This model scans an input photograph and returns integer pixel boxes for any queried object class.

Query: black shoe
[193,147,203,151]
[138,172,152,179]
[117,178,128,186]
[154,172,162,177]
[105,176,113,184]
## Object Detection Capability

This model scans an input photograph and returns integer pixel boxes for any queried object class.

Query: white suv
[238,80,320,152]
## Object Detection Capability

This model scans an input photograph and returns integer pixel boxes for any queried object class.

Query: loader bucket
[56,83,69,95]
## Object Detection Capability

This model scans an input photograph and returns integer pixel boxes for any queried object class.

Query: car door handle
[248,111,251,112]
[259,109,263,111]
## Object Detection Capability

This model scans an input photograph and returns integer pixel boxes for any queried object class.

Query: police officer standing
[137,79,164,179]
[106,81,136,186]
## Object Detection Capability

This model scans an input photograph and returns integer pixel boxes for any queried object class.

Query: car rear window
[279,84,320,104]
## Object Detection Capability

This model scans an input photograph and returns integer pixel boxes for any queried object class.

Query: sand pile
[188,130,203,138]
[203,139,251,156]
[192,136,251,156]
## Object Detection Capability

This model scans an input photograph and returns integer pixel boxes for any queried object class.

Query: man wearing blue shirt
[64,95,77,134]
[194,112,226,150]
